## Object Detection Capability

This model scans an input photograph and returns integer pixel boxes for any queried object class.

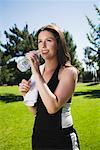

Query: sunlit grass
[0,83,100,150]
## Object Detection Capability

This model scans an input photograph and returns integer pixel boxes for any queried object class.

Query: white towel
[23,64,45,106]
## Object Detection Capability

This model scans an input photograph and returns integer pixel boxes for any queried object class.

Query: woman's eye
[38,40,42,44]
[47,39,52,42]
[38,39,52,44]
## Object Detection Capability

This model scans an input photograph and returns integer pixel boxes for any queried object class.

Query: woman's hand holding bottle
[17,50,41,72]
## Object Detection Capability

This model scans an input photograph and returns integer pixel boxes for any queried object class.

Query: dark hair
[36,24,71,66]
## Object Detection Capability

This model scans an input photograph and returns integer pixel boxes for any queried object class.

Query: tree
[1,24,81,85]
[64,31,82,69]
[1,24,37,57]
[84,5,100,81]
[0,24,37,85]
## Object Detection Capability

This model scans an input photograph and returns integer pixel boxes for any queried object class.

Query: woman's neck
[44,59,58,72]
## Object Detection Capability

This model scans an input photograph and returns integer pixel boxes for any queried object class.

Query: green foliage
[84,5,100,79]
[0,24,81,85]
[64,31,82,69]
[81,71,94,82]
[0,24,35,85]
[1,24,37,56]
[0,83,100,149]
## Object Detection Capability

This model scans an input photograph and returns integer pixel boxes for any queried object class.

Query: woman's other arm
[19,79,37,115]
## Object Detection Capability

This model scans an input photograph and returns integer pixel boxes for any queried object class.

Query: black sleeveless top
[33,64,61,133]
[32,64,73,149]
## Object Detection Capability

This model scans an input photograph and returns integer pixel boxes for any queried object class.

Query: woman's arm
[34,66,78,114]
[19,79,37,115]
[26,51,78,114]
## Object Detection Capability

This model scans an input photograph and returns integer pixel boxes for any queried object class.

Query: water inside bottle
[17,56,30,72]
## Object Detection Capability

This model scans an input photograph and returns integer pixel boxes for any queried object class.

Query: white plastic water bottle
[17,50,41,72]
[17,56,30,72]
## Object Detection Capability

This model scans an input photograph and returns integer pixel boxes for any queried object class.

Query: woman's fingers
[25,51,40,74]
[22,79,30,85]
[26,51,39,64]
[19,79,30,93]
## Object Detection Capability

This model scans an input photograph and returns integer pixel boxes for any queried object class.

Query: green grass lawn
[0,83,100,150]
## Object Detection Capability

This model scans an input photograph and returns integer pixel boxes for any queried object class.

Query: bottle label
[17,57,30,72]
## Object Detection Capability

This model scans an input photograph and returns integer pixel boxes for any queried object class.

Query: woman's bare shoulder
[59,64,78,82]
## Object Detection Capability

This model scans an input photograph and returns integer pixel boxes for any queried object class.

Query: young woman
[19,24,80,150]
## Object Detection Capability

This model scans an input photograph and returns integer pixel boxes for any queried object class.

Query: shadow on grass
[86,82,100,86]
[0,94,23,103]
[74,90,100,99]
[0,89,100,103]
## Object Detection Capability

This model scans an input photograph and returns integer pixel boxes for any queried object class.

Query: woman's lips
[42,50,49,54]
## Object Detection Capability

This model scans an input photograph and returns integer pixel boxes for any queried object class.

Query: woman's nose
[42,41,46,48]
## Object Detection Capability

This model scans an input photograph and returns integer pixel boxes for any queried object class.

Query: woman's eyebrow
[38,37,55,40]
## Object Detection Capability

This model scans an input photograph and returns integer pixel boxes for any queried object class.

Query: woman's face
[38,30,58,60]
